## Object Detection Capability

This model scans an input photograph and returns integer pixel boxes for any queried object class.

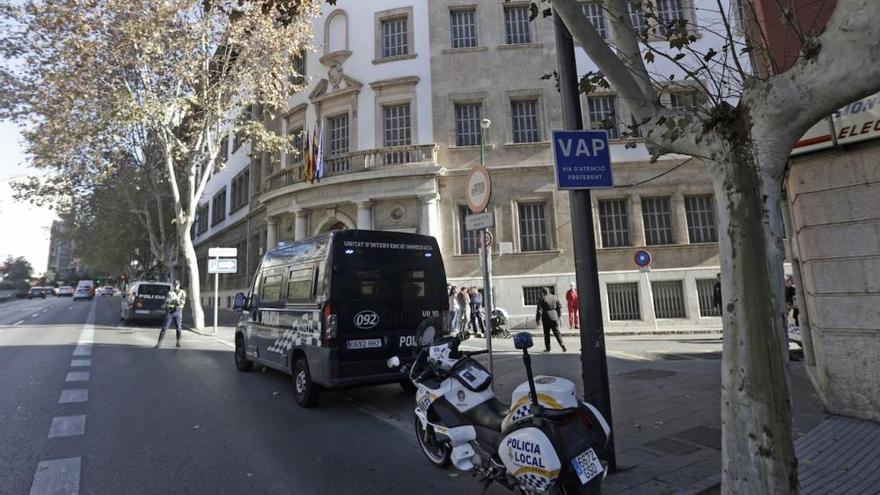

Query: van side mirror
[233,292,247,312]
[513,332,534,350]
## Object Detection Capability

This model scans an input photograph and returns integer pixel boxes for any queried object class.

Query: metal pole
[554,11,616,471]
[214,269,219,335]
[480,124,495,378]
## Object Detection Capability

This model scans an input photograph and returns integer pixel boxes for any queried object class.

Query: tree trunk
[714,148,797,494]
[178,225,205,330]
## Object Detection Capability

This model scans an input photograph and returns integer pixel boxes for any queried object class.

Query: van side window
[402,269,427,299]
[286,267,314,303]
[260,274,284,305]
[345,269,381,299]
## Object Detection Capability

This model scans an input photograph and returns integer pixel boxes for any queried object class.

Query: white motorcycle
[396,321,610,494]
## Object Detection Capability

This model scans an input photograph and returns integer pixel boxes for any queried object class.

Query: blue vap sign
[552,130,613,189]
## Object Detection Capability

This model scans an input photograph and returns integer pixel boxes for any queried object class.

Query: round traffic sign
[465,165,492,213]
[482,230,494,247]
[634,250,652,268]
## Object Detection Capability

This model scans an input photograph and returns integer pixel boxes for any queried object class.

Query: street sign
[465,165,492,213]
[208,247,238,258]
[208,258,238,274]
[552,130,613,189]
[634,250,652,268]
[483,230,494,247]
[465,211,495,231]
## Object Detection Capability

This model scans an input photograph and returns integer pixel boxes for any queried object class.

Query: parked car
[57,286,75,297]
[43,287,57,296]
[28,287,46,299]
[100,286,115,296]
[73,286,93,301]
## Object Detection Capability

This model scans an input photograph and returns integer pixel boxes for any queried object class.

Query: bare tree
[1,0,319,329]
[542,0,880,492]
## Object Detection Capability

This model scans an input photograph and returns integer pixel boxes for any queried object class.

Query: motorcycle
[396,320,610,494]
[490,307,511,339]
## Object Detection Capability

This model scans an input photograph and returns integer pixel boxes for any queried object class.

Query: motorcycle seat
[464,397,509,432]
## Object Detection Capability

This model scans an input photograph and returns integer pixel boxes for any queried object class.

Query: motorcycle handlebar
[465,349,490,357]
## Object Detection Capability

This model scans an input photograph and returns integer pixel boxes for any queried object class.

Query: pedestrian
[535,287,566,352]
[785,275,799,326]
[448,284,458,330]
[566,282,579,329]
[455,286,471,338]
[468,287,486,337]
[155,280,186,349]
[713,273,722,315]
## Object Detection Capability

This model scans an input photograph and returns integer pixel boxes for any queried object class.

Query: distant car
[43,287,57,296]
[73,287,93,301]
[100,286,115,296]
[28,287,46,299]
[57,286,75,297]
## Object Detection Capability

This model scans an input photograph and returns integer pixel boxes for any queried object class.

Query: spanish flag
[302,125,313,182]
[310,126,319,184]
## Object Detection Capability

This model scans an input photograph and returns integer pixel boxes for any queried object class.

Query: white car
[100,286,115,296]
[73,287,93,301]
[57,286,75,297]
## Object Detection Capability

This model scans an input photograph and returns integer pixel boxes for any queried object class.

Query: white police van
[233,230,448,407]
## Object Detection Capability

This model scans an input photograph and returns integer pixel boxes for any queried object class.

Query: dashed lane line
[29,457,81,495]
[48,415,86,438]
[14,320,25,326]
[65,372,90,382]
[59,390,88,404]
[70,359,90,367]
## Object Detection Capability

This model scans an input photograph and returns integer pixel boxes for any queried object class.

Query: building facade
[46,220,79,282]
[194,0,742,331]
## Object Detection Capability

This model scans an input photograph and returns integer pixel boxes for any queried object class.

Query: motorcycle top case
[502,376,578,430]
[497,426,562,493]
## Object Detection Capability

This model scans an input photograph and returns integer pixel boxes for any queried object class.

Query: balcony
[265,144,439,193]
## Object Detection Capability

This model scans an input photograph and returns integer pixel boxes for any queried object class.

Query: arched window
[325,10,348,54]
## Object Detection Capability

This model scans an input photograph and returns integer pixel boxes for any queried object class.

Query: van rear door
[135,284,169,311]
[330,245,446,379]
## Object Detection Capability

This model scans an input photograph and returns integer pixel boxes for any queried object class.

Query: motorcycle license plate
[345,339,382,350]
[571,447,603,485]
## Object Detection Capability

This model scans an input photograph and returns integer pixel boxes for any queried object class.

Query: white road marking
[336,394,410,435]
[31,313,40,318]
[70,359,91,367]
[72,345,91,356]
[59,390,89,404]
[65,372,89,382]
[29,457,80,495]
[48,415,86,438]
[14,320,25,326]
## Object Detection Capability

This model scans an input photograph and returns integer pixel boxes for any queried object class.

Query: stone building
[193,0,738,331]
[46,220,79,282]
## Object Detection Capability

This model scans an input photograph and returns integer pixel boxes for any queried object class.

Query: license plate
[135,310,150,315]
[571,447,603,485]
[345,339,382,350]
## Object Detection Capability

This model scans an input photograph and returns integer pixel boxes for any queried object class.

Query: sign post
[468,119,495,378]
[208,248,238,334]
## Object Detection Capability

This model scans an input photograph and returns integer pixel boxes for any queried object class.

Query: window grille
[657,0,685,33]
[230,168,250,213]
[512,100,540,143]
[697,279,721,317]
[587,96,619,139]
[598,199,630,247]
[292,51,306,85]
[642,197,674,245]
[504,6,531,44]
[629,3,646,32]
[685,195,718,243]
[381,17,408,58]
[459,205,481,255]
[652,280,686,318]
[383,103,411,164]
[196,205,209,235]
[289,127,304,165]
[450,9,477,48]
[523,285,555,306]
[327,114,349,156]
[518,202,549,251]
[607,283,641,320]
[582,3,608,39]
[455,103,482,147]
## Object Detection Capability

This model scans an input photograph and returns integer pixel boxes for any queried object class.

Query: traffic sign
[465,165,492,213]
[465,211,495,231]
[634,250,652,268]
[552,130,613,189]
[208,258,238,274]
[208,247,238,257]
[482,230,494,247]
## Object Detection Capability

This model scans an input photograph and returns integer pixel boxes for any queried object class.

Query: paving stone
[672,426,722,451]
[616,368,679,380]
[613,479,682,495]
[642,437,700,456]
[655,461,720,488]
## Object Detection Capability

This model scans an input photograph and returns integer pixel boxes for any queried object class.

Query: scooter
[397,322,610,494]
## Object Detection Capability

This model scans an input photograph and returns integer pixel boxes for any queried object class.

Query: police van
[233,230,448,407]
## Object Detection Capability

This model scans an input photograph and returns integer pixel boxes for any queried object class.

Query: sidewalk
[182,310,877,494]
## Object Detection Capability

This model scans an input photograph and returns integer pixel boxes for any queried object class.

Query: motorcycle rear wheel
[414,415,451,467]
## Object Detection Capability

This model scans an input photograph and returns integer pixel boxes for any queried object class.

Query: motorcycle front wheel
[414,415,451,467]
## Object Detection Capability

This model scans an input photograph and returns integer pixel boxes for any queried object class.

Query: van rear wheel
[234,335,253,372]
[293,357,319,407]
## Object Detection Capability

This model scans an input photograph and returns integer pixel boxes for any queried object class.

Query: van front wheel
[234,335,253,372]
[293,358,319,407]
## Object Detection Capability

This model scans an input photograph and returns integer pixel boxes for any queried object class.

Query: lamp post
[479,118,495,377]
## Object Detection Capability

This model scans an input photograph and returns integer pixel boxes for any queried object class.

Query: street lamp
[480,118,491,166]
[477,117,495,378]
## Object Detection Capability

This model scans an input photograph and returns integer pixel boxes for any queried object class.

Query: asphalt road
[0,296,507,495]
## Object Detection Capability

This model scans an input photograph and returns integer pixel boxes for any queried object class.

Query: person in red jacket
[566,282,579,330]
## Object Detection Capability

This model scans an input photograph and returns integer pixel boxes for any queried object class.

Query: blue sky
[0,121,56,275]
